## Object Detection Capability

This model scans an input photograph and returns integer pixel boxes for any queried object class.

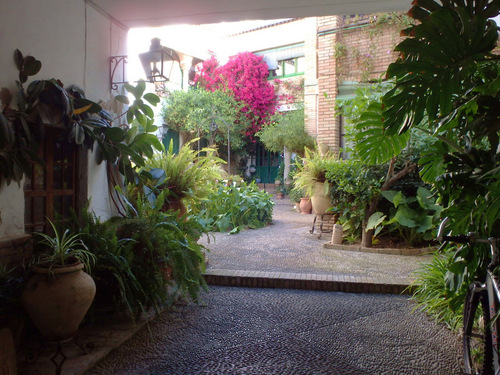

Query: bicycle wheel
[463,283,493,375]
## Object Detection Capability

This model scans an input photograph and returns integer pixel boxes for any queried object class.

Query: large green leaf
[354,102,410,164]
[143,93,160,106]
[383,5,499,134]
[366,211,386,231]
[390,205,419,228]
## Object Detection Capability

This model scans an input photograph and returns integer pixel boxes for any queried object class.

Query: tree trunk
[361,227,374,248]
[360,157,418,247]
[283,147,291,182]
[361,198,381,247]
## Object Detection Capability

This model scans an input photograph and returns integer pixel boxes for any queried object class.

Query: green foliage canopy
[161,88,248,151]
[257,105,315,155]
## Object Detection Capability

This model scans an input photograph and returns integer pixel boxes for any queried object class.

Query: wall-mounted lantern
[139,38,180,83]
[110,38,180,90]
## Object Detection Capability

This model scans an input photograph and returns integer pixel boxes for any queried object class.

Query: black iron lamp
[139,38,180,83]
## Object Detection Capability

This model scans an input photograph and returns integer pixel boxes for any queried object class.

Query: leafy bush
[73,192,208,319]
[161,88,248,151]
[411,250,467,332]
[324,160,385,238]
[257,105,314,156]
[195,180,274,234]
[141,139,224,211]
[367,187,442,246]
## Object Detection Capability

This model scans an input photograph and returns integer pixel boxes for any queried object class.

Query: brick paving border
[204,268,415,294]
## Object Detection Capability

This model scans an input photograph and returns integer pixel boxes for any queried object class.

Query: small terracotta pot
[22,262,96,341]
[299,197,312,214]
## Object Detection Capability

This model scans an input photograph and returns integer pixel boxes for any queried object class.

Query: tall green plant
[293,145,334,197]
[365,0,500,326]
[75,191,209,317]
[325,160,386,238]
[379,0,500,292]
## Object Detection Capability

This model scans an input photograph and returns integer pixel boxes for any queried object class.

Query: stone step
[204,269,415,295]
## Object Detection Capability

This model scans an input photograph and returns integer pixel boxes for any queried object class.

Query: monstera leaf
[353,102,410,164]
[383,1,499,135]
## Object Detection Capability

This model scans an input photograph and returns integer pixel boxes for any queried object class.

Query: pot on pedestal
[311,181,331,214]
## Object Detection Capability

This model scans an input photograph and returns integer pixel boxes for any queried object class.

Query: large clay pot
[299,197,312,214]
[22,262,96,341]
[0,328,16,375]
[311,181,331,214]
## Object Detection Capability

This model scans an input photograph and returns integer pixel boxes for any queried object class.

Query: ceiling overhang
[90,0,412,28]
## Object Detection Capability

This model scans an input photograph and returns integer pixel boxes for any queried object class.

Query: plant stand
[24,333,94,375]
[310,214,334,239]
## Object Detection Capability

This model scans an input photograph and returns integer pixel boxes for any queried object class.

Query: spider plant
[34,219,96,271]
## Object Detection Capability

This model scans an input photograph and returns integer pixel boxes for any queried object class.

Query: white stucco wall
[0,0,128,237]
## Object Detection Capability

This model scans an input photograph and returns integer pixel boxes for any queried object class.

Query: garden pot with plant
[311,182,331,214]
[293,146,333,215]
[21,220,96,341]
[143,139,223,218]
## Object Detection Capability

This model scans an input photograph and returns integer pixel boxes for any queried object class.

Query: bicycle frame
[468,236,500,375]
[438,218,500,374]
[477,269,500,375]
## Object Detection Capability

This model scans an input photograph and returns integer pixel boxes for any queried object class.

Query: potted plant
[276,185,285,199]
[21,220,96,341]
[288,185,311,214]
[293,146,333,214]
[142,139,223,217]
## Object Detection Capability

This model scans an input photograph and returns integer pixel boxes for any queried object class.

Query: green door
[256,143,281,183]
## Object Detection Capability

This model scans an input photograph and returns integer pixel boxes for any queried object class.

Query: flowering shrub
[273,78,304,104]
[195,52,277,139]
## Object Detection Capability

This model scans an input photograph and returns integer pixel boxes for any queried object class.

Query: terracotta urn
[22,262,96,341]
[299,197,312,214]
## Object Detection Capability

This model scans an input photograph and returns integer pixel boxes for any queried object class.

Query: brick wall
[317,16,341,154]
[304,17,319,138]
[336,16,402,83]
[316,15,405,154]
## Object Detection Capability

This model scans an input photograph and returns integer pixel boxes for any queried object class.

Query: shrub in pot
[21,220,96,341]
[293,146,333,214]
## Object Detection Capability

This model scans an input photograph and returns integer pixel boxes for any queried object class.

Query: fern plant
[142,139,224,210]
[293,145,334,197]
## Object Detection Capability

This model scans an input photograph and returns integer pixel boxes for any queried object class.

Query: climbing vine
[332,12,415,82]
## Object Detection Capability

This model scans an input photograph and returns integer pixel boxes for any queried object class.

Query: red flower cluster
[195,52,277,139]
